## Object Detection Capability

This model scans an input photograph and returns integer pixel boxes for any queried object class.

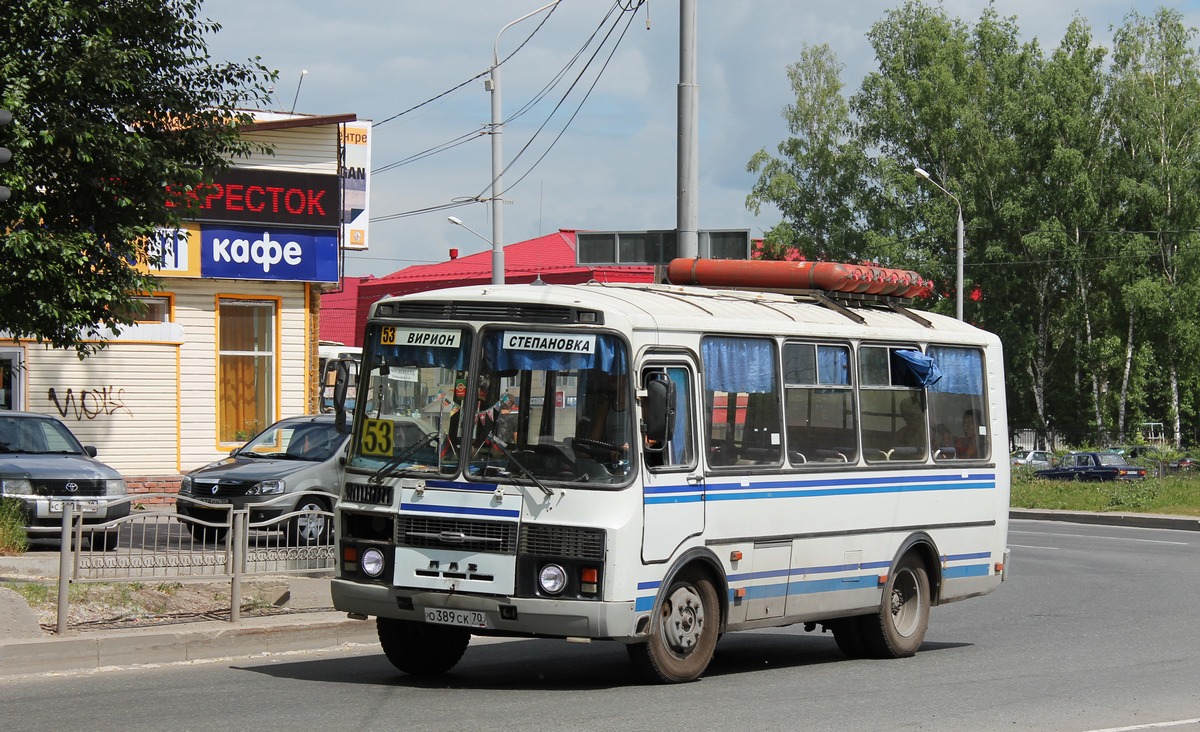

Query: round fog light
[361,548,386,578]
[538,563,567,595]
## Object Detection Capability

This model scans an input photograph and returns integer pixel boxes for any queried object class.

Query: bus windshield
[466,329,632,487]
[346,323,472,476]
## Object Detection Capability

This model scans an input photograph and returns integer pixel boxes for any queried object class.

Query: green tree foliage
[748,2,1200,447]
[745,44,865,261]
[0,0,274,356]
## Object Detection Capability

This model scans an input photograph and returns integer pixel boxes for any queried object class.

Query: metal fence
[52,490,337,634]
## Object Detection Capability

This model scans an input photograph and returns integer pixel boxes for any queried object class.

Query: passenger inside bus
[585,370,631,462]
[956,408,983,459]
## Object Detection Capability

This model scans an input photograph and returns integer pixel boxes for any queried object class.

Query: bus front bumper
[331,578,642,642]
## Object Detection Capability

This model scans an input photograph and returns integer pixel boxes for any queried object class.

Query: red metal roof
[321,229,654,347]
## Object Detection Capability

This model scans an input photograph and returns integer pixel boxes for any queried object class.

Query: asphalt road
[4,519,1199,732]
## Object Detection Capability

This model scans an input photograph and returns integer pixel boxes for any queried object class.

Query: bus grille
[343,482,393,505]
[519,524,605,561]
[395,516,517,554]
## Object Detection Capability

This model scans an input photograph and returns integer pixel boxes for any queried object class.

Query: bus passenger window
[927,346,988,461]
[701,337,782,467]
[859,346,928,463]
[783,342,856,464]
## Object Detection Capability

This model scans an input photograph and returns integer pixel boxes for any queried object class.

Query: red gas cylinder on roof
[665,258,926,297]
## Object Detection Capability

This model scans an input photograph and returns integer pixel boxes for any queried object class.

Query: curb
[1009,507,1200,531]
[0,611,378,677]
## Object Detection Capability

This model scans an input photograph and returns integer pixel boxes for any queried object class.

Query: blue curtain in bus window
[378,337,469,371]
[818,345,850,385]
[484,331,623,373]
[927,346,982,395]
[667,367,690,464]
[702,337,775,393]
[894,349,943,388]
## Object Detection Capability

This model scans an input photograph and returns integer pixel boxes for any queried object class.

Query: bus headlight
[538,563,567,595]
[361,548,386,578]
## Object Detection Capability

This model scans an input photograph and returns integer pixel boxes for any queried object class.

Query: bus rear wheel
[377,617,470,676]
[627,571,719,683]
[860,553,930,658]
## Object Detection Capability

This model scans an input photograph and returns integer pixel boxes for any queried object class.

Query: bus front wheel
[377,617,470,676]
[627,571,720,683]
[860,553,930,658]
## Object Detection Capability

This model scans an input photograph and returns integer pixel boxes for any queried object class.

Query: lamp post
[448,215,492,250]
[914,166,965,321]
[487,1,563,284]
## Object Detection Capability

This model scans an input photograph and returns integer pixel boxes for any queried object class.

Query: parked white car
[1011,449,1054,469]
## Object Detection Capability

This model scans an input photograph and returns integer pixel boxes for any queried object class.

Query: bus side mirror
[643,375,675,448]
[333,358,358,434]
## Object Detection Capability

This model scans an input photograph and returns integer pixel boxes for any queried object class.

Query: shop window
[218,299,276,443]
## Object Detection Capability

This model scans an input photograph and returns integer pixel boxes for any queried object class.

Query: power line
[371,3,562,130]
[477,2,637,200]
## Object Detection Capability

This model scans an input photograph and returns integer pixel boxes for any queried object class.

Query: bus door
[640,362,704,562]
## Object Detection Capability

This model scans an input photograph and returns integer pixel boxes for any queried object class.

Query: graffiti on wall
[47,386,134,420]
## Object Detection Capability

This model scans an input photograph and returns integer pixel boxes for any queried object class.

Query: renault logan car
[176,414,354,544]
[0,411,129,550]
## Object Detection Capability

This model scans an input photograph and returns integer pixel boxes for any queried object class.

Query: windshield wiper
[485,433,554,497]
[368,433,440,485]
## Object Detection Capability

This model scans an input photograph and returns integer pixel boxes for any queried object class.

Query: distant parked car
[1011,449,1054,470]
[1169,454,1195,471]
[177,414,354,544]
[1105,445,1162,461]
[1035,451,1147,482]
[0,411,128,550]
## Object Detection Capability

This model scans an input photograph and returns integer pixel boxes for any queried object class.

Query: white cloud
[199,0,1200,276]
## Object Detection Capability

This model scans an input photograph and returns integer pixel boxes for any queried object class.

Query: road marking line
[1007,544,1061,549]
[1010,530,1188,546]
[1083,718,1200,732]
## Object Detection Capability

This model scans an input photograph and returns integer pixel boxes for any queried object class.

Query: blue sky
[200,1,1200,278]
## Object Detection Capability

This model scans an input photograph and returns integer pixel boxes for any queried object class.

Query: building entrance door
[0,348,24,410]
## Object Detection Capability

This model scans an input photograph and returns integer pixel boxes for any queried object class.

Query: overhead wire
[370,0,641,225]
[371,3,561,130]
[494,3,639,197]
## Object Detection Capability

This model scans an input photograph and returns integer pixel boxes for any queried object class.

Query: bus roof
[367,281,998,346]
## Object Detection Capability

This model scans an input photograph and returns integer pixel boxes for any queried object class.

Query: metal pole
[956,208,965,322]
[56,503,73,635]
[489,57,505,285]
[230,511,243,623]
[677,0,699,259]
[486,2,561,285]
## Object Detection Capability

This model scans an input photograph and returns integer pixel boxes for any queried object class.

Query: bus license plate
[424,608,487,629]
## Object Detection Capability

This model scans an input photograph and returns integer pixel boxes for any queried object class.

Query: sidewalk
[0,555,377,678]
[2,508,1197,678]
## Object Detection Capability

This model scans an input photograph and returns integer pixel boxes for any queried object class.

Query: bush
[0,497,29,554]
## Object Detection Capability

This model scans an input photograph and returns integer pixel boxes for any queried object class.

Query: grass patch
[0,498,29,554]
[1011,471,1200,516]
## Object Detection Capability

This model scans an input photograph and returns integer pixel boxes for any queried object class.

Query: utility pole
[677,0,698,259]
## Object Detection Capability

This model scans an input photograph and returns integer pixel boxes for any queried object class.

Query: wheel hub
[662,585,705,653]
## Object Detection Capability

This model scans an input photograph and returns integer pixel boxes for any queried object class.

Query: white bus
[329,260,1010,683]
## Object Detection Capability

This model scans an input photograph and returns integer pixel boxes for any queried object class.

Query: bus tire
[377,617,470,676]
[829,616,871,658]
[861,553,930,658]
[627,570,719,683]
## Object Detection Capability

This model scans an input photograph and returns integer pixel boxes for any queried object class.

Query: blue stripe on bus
[635,555,993,612]
[645,473,996,505]
[399,502,520,519]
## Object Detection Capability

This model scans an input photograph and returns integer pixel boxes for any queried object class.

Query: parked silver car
[0,411,129,550]
[1011,449,1054,470]
[176,414,354,544]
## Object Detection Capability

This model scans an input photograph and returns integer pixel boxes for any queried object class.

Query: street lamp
[447,215,492,250]
[914,166,965,321]
[487,1,563,285]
